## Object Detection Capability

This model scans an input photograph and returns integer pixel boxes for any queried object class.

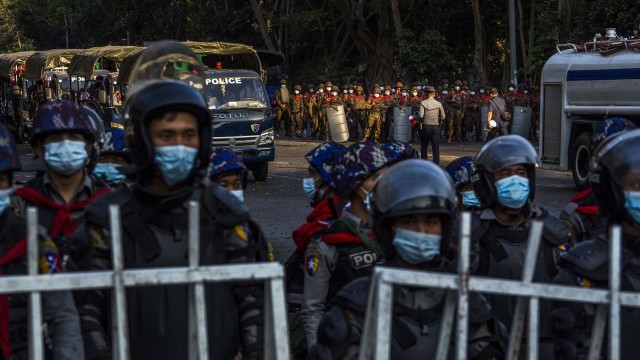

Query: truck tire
[252,162,269,182]
[571,131,591,190]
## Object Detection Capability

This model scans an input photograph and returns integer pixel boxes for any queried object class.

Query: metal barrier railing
[0,203,290,360]
[359,212,638,360]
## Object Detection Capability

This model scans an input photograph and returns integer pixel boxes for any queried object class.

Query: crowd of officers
[273,78,540,144]
[0,40,637,360]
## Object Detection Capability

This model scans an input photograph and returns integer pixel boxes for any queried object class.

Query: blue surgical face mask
[461,190,481,208]
[93,163,125,184]
[0,188,13,215]
[392,228,442,264]
[624,191,640,225]
[154,145,197,186]
[44,140,88,176]
[303,178,317,199]
[495,175,530,209]
[231,189,244,202]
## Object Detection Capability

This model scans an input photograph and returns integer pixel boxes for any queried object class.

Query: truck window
[204,76,268,109]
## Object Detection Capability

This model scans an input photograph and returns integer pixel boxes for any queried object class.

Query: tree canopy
[2,0,640,90]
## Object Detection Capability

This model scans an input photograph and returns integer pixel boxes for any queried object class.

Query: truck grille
[211,135,258,147]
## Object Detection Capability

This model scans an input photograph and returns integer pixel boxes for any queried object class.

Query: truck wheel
[252,162,269,182]
[571,131,591,190]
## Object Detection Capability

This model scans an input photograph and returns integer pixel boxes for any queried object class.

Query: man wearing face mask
[304,84,316,139]
[309,159,507,359]
[82,80,269,359]
[323,85,344,142]
[445,80,466,143]
[315,83,329,140]
[551,129,640,359]
[275,78,290,136]
[348,85,367,142]
[464,87,483,142]
[470,135,573,357]
[446,156,481,210]
[0,124,85,360]
[363,88,385,143]
[301,142,411,348]
[93,119,131,189]
[290,84,305,138]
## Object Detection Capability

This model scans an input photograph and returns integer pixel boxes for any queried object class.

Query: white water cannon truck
[540,26,640,189]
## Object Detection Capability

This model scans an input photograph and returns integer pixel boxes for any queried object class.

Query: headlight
[257,128,275,145]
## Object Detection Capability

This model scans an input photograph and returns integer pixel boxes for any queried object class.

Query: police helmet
[100,113,130,164]
[446,156,474,188]
[592,117,637,150]
[370,159,457,259]
[0,124,21,173]
[31,100,95,145]
[305,142,346,186]
[209,148,248,189]
[472,135,539,208]
[123,80,211,176]
[333,142,397,198]
[589,129,640,221]
[128,40,205,96]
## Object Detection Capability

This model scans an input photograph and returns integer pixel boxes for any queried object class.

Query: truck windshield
[204,76,268,109]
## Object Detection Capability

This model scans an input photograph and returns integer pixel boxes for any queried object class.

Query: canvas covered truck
[540,28,640,189]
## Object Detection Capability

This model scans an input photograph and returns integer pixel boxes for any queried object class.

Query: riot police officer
[552,129,640,359]
[309,159,507,359]
[81,42,269,360]
[92,109,131,188]
[471,135,573,357]
[0,123,84,360]
[446,156,480,210]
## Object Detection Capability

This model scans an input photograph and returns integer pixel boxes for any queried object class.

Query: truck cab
[204,69,275,181]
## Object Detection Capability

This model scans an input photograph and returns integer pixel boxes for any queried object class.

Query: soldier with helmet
[303,84,317,138]
[446,80,466,142]
[323,84,344,141]
[0,123,85,360]
[464,87,483,142]
[552,129,640,359]
[309,159,507,359]
[364,88,386,142]
[275,78,290,136]
[312,83,326,140]
[80,41,269,359]
[470,135,573,357]
[350,85,368,141]
[290,84,305,138]
[315,82,330,140]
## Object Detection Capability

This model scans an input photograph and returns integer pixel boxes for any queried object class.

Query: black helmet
[123,80,211,177]
[0,123,21,173]
[589,129,640,221]
[472,135,539,208]
[370,159,457,259]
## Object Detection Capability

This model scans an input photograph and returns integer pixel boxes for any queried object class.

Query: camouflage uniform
[315,82,331,140]
[290,85,304,138]
[303,84,316,136]
[311,84,325,139]
[275,79,290,136]
[446,80,466,142]
[464,89,483,142]
[323,86,344,141]
[350,86,368,141]
[364,89,386,143]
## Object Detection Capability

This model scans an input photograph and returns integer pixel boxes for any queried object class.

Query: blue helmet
[445,156,474,188]
[380,142,419,164]
[592,117,637,149]
[209,148,248,187]
[305,142,346,185]
[31,100,94,145]
[99,112,130,162]
[0,124,21,172]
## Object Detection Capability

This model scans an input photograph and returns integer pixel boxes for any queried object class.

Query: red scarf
[0,239,27,358]
[570,188,598,216]
[15,187,110,238]
[292,195,341,251]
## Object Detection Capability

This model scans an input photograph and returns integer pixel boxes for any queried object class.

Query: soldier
[350,85,368,142]
[446,80,466,143]
[323,85,344,142]
[408,86,422,143]
[364,88,386,143]
[275,78,290,136]
[312,83,326,140]
[437,81,450,139]
[303,84,316,138]
[446,156,481,210]
[0,124,85,360]
[514,84,530,108]
[341,85,356,141]
[464,87,483,142]
[551,129,640,359]
[309,159,507,359]
[380,86,395,142]
[290,85,305,138]
[471,135,573,356]
[301,142,411,348]
[504,83,517,128]
[315,83,330,140]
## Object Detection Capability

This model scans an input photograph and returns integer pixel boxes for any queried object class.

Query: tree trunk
[517,0,527,74]
[249,0,277,51]
[391,0,403,47]
[527,0,536,76]
[471,0,488,85]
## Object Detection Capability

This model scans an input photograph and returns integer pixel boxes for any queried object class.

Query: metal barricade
[0,203,290,360]
[359,212,637,360]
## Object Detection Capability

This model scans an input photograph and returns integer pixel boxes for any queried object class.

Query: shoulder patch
[305,246,321,276]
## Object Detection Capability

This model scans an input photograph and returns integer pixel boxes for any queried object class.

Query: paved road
[16,138,577,261]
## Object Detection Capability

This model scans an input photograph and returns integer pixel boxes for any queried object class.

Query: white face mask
[318,89,324,93]
[391,88,397,93]
[401,92,407,96]
[326,86,332,91]
[379,86,385,91]
[442,90,448,95]
[412,92,418,96]
[281,84,287,88]
[348,89,354,94]
[384,91,391,96]
[417,86,422,90]
[310,88,314,92]
[470,91,476,96]
[343,89,348,94]
[332,91,338,96]
[509,87,515,92]
[480,89,485,94]
[374,93,380,98]
[294,90,300,94]
[455,86,460,91]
